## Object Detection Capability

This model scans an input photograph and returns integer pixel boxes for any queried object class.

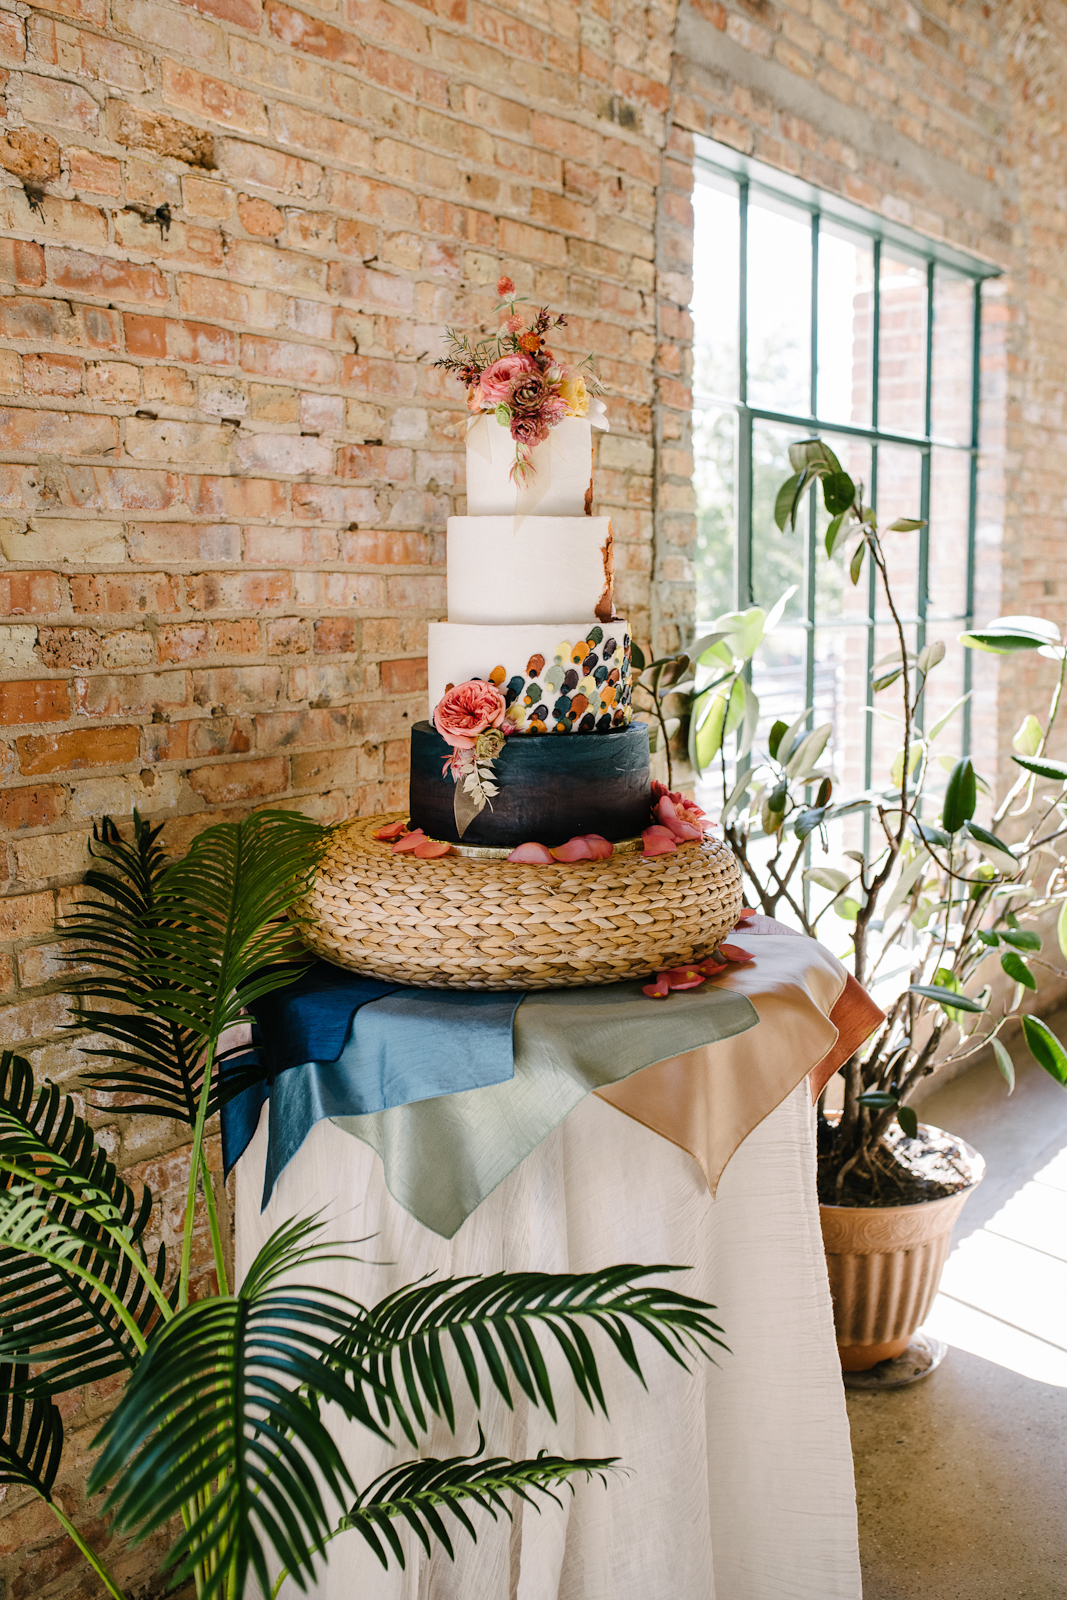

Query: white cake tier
[466,412,593,517]
[428,620,633,734]
[447,515,614,626]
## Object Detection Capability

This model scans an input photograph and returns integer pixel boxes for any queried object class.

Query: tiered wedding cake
[408,412,651,850]
[296,278,742,988]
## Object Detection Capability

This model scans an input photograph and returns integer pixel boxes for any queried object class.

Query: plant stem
[48,1501,127,1600]
[179,1036,217,1309]
[200,1142,229,1298]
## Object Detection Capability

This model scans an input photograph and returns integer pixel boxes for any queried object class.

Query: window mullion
[963,278,982,759]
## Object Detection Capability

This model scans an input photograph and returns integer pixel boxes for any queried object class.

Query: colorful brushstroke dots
[496,625,634,735]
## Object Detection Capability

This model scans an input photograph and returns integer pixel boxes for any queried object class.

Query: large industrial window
[690,136,999,806]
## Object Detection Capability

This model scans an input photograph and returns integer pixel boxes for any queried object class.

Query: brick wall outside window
[3,0,1067,1590]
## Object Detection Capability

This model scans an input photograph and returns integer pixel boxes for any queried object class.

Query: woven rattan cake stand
[295,812,743,990]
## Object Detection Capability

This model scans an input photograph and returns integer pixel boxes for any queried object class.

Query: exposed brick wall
[0,0,677,1589]
[4,0,1067,1589]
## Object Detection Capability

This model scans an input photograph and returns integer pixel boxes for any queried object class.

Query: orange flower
[518,331,542,353]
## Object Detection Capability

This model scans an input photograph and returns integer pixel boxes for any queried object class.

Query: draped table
[232,919,881,1600]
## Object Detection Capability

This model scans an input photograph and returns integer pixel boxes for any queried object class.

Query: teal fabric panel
[330,980,758,1238]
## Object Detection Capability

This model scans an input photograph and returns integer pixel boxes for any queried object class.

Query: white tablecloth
[236,1074,860,1599]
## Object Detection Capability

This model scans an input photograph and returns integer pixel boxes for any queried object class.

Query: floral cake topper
[435,273,607,485]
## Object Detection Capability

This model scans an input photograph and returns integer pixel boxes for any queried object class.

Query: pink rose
[434,679,508,751]
[476,352,536,407]
[651,781,708,839]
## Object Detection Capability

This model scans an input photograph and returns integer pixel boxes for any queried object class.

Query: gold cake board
[296,812,743,992]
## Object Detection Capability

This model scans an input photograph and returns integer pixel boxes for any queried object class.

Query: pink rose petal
[413,838,452,858]
[717,942,756,964]
[581,834,614,859]
[642,976,671,999]
[391,830,428,853]
[641,825,677,856]
[507,841,555,864]
[373,820,409,841]
[662,967,706,990]
[655,795,703,841]
[550,836,595,862]
[735,906,758,922]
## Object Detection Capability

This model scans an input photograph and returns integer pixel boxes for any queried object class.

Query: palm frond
[339,1431,618,1570]
[0,1051,165,1393]
[88,1218,394,1600]
[65,812,322,1125]
[332,1267,728,1443]
[0,1361,63,1498]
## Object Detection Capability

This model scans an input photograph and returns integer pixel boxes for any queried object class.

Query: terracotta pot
[819,1126,984,1372]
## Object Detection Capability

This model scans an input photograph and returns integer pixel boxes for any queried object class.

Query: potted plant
[0,810,724,1595]
[640,438,1067,1371]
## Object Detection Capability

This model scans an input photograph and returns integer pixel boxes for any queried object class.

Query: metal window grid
[691,141,999,784]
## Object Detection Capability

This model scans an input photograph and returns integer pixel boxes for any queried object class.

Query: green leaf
[942,758,977,833]
[872,666,903,692]
[887,517,925,532]
[885,849,930,918]
[825,512,847,557]
[991,1038,1015,1094]
[340,1438,619,1572]
[917,640,946,674]
[767,719,788,760]
[763,585,797,635]
[689,685,730,776]
[774,472,803,532]
[908,984,986,1014]
[857,1091,898,1109]
[1000,951,1036,990]
[963,821,1018,875]
[1022,1016,1067,1086]
[849,540,866,585]
[1011,754,1067,783]
[785,721,832,779]
[910,818,950,849]
[788,438,841,476]
[897,1105,919,1139]
[976,929,999,947]
[736,676,761,760]
[1013,714,1044,756]
[1000,929,1041,952]
[1058,898,1067,963]
[803,866,850,893]
[960,616,1062,654]
[629,640,646,672]
[793,805,830,841]
[834,897,861,922]
[0,1051,164,1395]
[928,692,971,741]
[0,1363,63,1500]
[822,471,855,516]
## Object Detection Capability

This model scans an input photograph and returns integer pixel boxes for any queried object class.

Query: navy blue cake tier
[408,720,651,849]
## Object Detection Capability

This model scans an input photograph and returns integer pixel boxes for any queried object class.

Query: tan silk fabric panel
[594,930,850,1196]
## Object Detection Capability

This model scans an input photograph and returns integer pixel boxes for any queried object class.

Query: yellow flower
[558,370,589,418]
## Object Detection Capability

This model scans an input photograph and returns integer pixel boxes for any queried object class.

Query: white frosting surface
[447,515,613,625]
[465,413,592,517]
[428,620,629,720]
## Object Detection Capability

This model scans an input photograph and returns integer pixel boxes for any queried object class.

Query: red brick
[0,408,116,456]
[16,725,140,776]
[0,784,67,831]
[0,571,65,615]
[162,60,269,135]
[182,0,261,29]
[0,889,55,939]
[50,249,168,305]
[23,353,82,397]
[313,616,355,653]
[188,755,287,803]
[267,0,362,63]
[124,315,238,365]
[380,657,427,694]
[0,680,70,725]
[0,240,45,288]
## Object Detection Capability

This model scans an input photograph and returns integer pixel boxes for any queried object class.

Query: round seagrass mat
[295,812,744,991]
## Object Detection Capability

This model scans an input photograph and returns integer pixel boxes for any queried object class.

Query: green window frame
[690,136,1000,791]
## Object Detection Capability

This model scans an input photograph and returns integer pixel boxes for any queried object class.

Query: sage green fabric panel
[331,981,757,1238]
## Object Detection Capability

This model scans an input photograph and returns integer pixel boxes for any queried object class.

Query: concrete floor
[848,1014,1067,1599]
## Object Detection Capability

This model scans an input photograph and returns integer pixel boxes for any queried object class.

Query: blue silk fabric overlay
[222,957,759,1236]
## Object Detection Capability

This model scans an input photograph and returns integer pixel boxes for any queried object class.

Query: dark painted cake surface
[408,720,651,848]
